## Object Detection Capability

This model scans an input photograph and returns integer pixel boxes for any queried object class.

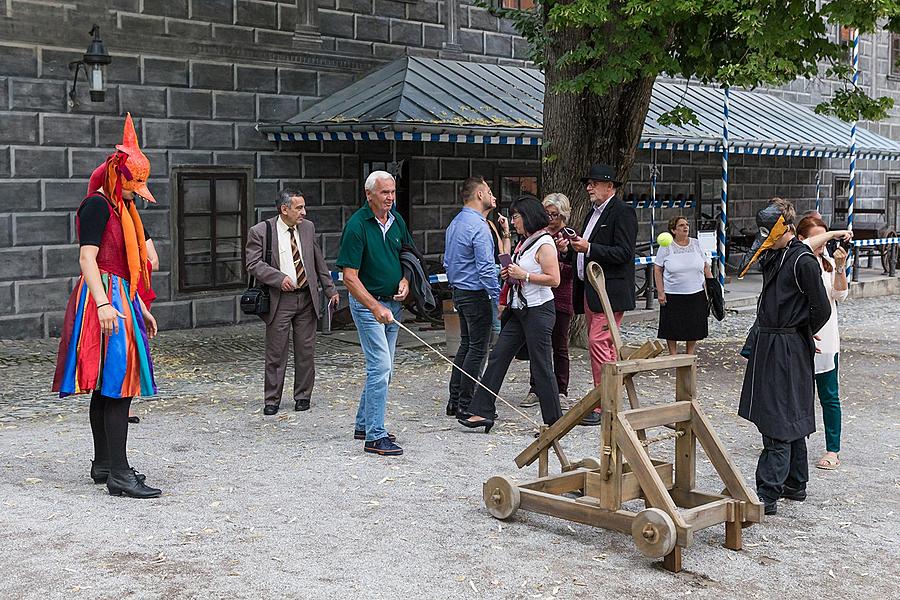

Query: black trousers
[756,434,809,505]
[468,302,562,426]
[449,289,494,412]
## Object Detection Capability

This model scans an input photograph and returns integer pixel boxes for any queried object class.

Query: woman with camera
[519,193,575,410]
[458,196,563,432]
[797,215,849,471]
[653,215,713,356]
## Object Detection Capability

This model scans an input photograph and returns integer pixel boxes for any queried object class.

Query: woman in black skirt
[653,215,713,355]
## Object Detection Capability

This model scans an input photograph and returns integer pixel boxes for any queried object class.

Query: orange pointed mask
[115,113,155,203]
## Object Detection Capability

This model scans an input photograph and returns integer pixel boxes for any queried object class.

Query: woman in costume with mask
[52,113,161,499]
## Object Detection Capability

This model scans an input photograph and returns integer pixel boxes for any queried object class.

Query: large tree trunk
[542,10,655,347]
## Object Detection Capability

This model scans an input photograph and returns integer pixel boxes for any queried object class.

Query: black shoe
[91,461,145,484]
[764,502,777,516]
[457,416,494,433]
[354,430,396,442]
[128,415,140,424]
[446,401,458,417]
[579,411,602,426]
[781,486,807,502]
[295,399,310,412]
[106,468,161,499]
[364,437,403,456]
[263,405,279,416]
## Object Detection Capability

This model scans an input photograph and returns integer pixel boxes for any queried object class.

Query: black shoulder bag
[240,221,274,316]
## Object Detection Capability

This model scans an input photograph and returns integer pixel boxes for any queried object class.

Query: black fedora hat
[580,163,621,185]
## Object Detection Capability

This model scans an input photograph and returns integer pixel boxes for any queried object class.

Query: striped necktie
[286,226,307,289]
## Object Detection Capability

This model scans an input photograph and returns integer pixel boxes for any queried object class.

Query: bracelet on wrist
[525,272,530,283]
[96,302,110,310]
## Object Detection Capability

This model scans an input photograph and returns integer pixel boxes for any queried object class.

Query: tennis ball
[657,232,674,247]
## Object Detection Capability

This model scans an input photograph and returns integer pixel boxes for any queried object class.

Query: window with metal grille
[888,178,900,232]
[174,171,250,293]
[834,177,850,214]
[891,33,900,77]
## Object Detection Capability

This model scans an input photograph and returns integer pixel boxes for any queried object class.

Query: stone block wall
[0,0,531,338]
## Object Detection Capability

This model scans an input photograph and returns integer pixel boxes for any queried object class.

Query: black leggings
[90,390,133,471]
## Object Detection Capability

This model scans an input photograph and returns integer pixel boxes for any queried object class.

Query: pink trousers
[584,297,623,387]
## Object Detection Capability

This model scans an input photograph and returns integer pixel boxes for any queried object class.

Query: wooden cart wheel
[631,508,677,558]
[483,476,520,520]
[580,457,602,470]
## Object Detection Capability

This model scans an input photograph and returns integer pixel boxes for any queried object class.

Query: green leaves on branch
[815,88,895,123]
[490,0,899,126]
[657,106,701,128]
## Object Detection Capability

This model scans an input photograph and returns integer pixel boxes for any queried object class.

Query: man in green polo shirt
[337,171,411,456]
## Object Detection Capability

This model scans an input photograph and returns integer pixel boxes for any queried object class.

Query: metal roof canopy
[257,57,900,159]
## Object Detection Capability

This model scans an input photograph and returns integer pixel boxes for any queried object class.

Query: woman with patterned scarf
[52,113,161,499]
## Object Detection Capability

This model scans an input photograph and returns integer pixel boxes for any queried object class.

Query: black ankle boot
[106,468,161,498]
[91,461,146,484]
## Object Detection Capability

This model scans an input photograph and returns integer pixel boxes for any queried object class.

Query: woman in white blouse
[797,215,849,470]
[458,196,563,432]
[654,216,713,356]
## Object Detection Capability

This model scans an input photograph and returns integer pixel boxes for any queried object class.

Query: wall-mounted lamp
[68,24,111,107]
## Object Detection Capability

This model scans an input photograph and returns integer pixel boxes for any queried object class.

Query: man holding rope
[337,171,410,457]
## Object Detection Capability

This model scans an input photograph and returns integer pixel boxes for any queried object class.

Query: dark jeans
[449,289,494,412]
[756,434,809,505]
[529,310,572,397]
[469,302,562,426]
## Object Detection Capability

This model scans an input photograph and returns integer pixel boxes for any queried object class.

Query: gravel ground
[0,296,898,599]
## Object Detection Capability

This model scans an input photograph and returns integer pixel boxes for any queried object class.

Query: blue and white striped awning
[267,131,540,145]
[257,57,900,159]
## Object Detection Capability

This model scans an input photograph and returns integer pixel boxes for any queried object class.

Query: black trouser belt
[758,326,798,334]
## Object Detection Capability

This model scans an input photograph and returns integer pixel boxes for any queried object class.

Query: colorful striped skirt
[52,273,157,399]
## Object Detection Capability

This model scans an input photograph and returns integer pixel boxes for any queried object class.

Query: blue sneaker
[364,437,403,456]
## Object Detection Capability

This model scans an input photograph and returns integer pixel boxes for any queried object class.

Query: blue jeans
[350,296,401,442]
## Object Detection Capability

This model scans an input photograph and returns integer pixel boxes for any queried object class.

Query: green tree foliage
[488,0,900,125]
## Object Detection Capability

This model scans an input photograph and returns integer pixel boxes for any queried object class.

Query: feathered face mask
[737,204,791,278]
[116,113,154,203]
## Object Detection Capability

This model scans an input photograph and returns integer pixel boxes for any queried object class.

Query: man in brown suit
[246,190,339,415]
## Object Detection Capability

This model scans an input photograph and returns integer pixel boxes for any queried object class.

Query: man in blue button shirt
[443,176,503,417]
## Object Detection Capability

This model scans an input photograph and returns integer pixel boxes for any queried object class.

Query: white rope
[394,320,541,428]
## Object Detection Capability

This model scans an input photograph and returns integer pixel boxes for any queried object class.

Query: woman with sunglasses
[458,196,563,432]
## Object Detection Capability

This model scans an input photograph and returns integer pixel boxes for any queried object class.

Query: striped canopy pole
[848,28,860,276]
[650,150,658,250]
[815,170,821,215]
[719,86,729,295]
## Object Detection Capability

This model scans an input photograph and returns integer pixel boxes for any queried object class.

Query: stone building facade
[1,1,898,339]
[0,0,536,338]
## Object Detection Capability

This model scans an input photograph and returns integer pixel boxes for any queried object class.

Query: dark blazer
[245,217,337,325]
[572,196,638,314]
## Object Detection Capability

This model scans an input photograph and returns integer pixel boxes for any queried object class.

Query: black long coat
[572,197,638,314]
[738,239,831,441]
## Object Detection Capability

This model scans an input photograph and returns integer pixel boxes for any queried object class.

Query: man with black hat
[737,198,849,515]
[570,164,637,426]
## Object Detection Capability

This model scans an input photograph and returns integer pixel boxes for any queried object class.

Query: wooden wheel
[631,508,677,558]
[483,476,520,520]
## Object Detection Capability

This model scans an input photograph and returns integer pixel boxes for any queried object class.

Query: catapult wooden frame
[482,262,763,572]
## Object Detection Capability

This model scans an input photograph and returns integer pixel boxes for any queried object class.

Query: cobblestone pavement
[0,297,898,599]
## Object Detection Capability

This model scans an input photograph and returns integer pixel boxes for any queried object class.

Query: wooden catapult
[482,262,763,572]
